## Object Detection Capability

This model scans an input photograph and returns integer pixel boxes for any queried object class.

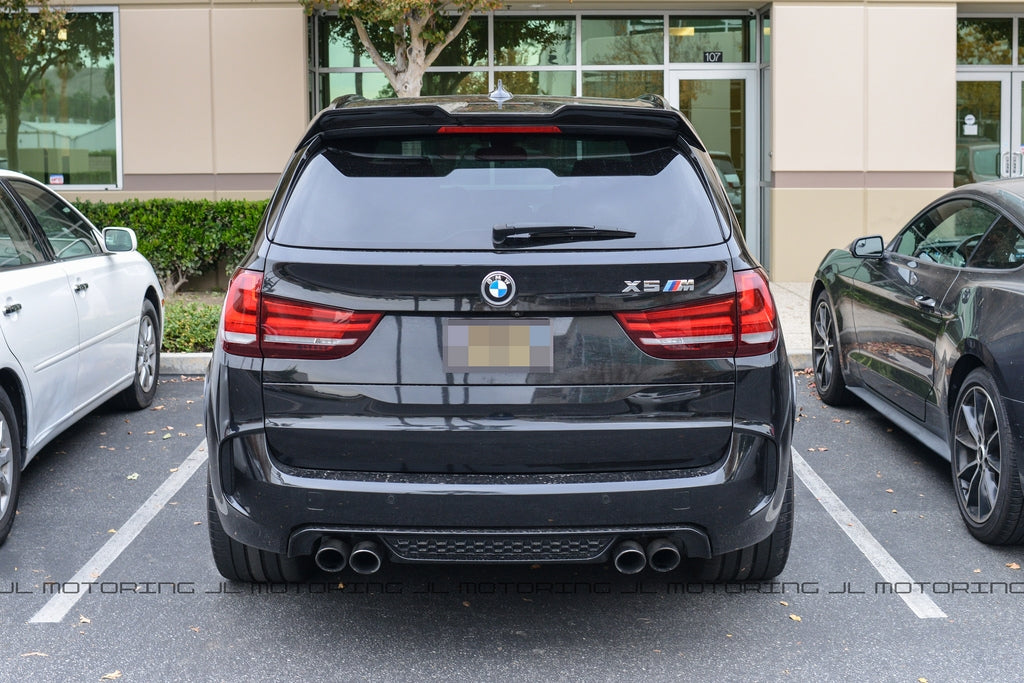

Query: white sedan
[0,170,163,545]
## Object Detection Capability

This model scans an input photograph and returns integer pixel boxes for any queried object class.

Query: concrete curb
[160,353,210,376]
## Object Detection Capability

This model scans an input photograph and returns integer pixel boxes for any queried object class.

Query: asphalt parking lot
[2,372,1024,680]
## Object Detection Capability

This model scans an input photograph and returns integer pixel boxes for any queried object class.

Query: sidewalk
[770,281,812,370]
[158,282,815,376]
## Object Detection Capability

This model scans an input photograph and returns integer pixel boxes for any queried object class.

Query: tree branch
[351,14,396,84]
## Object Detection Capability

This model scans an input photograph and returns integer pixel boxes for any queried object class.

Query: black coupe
[812,178,1024,544]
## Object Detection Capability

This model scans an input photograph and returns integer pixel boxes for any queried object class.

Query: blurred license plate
[444,319,553,372]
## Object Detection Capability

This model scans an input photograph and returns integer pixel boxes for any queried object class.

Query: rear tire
[684,469,794,582]
[117,299,160,410]
[811,290,853,406]
[0,388,22,546]
[951,368,1024,544]
[207,473,311,582]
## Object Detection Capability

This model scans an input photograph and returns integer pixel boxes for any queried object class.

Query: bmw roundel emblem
[481,271,516,307]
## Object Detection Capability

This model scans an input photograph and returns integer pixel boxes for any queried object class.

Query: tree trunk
[4,101,20,170]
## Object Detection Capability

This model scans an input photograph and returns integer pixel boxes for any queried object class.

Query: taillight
[734,269,779,357]
[221,270,263,357]
[220,269,382,360]
[614,270,778,360]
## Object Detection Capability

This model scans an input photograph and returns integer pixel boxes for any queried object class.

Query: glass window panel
[582,17,663,65]
[422,72,488,96]
[762,16,771,64]
[4,11,118,186]
[969,216,1024,269]
[955,80,1001,187]
[495,71,575,96]
[320,72,394,105]
[957,18,1012,65]
[582,71,663,99]
[669,17,751,63]
[10,179,102,259]
[678,79,746,229]
[495,17,575,66]
[0,191,45,267]
[318,16,487,68]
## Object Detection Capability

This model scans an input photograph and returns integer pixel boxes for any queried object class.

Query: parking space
[1,373,1023,679]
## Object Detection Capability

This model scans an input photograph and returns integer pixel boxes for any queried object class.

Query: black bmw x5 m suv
[204,90,795,583]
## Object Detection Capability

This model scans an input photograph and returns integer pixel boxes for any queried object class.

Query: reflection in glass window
[582,71,663,99]
[495,17,575,66]
[762,16,771,64]
[3,10,118,187]
[495,71,575,96]
[10,179,101,259]
[668,17,752,63]
[969,217,1024,269]
[318,15,488,68]
[957,18,1012,65]
[319,72,393,105]
[581,17,663,65]
[0,192,45,267]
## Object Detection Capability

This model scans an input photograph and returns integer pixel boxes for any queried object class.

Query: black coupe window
[894,199,998,267]
[967,216,1024,269]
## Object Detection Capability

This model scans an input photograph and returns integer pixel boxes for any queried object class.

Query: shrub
[163,300,221,353]
[75,198,266,295]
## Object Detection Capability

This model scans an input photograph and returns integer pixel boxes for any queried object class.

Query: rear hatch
[225,122,777,474]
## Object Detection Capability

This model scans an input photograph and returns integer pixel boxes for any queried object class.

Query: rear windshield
[272,133,725,250]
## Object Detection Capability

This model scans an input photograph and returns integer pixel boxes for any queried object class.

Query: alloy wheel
[812,300,837,392]
[0,414,12,518]
[953,384,1001,524]
[136,314,157,394]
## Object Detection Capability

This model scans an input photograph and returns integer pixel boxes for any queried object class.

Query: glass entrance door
[669,70,759,254]
[955,73,1024,185]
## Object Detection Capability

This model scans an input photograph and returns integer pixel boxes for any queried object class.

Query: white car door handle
[3,302,22,316]
[74,282,89,293]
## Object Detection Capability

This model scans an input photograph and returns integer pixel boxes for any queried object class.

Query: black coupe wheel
[118,299,160,410]
[0,388,22,546]
[811,291,851,405]
[951,369,1024,544]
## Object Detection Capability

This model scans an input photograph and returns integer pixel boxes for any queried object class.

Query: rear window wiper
[493,224,636,247]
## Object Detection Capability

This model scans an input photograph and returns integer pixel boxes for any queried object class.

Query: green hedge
[163,300,221,353]
[75,198,267,294]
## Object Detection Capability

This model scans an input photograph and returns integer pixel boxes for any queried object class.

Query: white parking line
[29,441,209,624]
[791,448,947,619]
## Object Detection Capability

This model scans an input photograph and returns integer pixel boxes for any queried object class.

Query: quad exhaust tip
[349,540,384,575]
[646,538,682,573]
[313,537,350,573]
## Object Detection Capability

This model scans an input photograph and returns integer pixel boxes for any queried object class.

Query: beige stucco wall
[769,1,956,281]
[73,1,307,203]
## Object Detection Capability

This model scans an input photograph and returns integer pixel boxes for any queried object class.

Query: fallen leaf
[107,529,117,534]
[190,626,200,633]
[20,652,48,657]
[78,614,91,625]
[973,569,982,574]
[1007,562,1021,570]
[126,473,139,481]
[779,600,789,606]
[152,405,165,410]
[162,434,172,440]
[886,489,894,494]
[101,672,123,681]
[463,601,471,607]
[169,468,179,473]
[789,614,802,622]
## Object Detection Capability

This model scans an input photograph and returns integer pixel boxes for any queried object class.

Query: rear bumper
[207,422,790,562]
[204,346,794,564]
